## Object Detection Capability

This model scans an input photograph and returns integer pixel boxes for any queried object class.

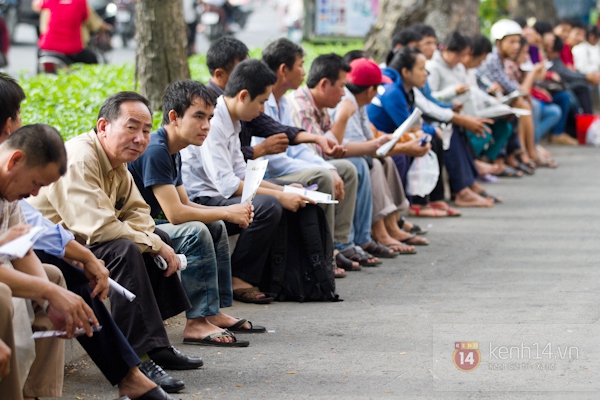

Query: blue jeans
[445,129,478,193]
[156,220,232,318]
[343,156,373,249]
[531,98,562,142]
[551,90,571,134]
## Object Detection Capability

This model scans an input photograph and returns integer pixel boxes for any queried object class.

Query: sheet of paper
[32,326,103,339]
[376,108,423,157]
[109,278,136,302]
[0,226,46,259]
[283,185,339,204]
[241,159,268,203]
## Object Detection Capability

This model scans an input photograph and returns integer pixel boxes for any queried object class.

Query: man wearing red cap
[330,55,431,250]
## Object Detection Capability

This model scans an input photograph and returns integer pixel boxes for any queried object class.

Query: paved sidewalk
[55,145,600,399]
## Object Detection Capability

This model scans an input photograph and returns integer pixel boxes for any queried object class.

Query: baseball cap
[347,58,393,86]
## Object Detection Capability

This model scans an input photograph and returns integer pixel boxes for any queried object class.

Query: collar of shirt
[88,129,123,178]
[207,79,225,97]
[214,95,241,139]
[297,85,332,132]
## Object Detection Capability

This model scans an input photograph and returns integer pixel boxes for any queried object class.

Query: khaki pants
[371,157,409,223]
[0,282,23,400]
[22,264,66,398]
[277,159,358,246]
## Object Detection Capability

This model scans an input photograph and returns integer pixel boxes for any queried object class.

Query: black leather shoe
[136,385,181,400]
[139,360,185,393]
[149,346,203,370]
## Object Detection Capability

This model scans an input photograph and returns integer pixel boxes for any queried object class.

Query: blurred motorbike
[115,0,134,47]
[199,0,252,42]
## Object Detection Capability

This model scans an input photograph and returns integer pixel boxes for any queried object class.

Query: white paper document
[241,159,268,203]
[283,185,339,204]
[32,326,103,339]
[376,108,423,157]
[109,278,136,302]
[0,226,46,259]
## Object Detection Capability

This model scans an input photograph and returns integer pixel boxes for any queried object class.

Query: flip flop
[335,251,362,271]
[398,216,428,235]
[233,287,274,304]
[429,203,462,217]
[497,166,523,178]
[224,318,266,334]
[341,246,382,266]
[334,268,347,278]
[409,204,447,217]
[533,158,558,168]
[400,234,429,246]
[183,330,250,347]
[379,242,417,255]
[479,190,502,204]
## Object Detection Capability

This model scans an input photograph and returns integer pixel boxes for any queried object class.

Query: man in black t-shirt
[128,81,266,348]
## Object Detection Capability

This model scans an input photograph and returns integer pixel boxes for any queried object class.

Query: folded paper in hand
[32,325,103,339]
[283,185,338,204]
[0,226,46,259]
[376,108,423,157]
[241,159,268,203]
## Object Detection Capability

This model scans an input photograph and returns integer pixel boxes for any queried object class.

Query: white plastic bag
[586,119,600,146]
[406,150,440,197]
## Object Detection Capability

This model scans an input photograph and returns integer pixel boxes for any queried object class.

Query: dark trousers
[393,134,445,205]
[87,228,191,356]
[445,128,478,193]
[65,49,98,64]
[34,251,140,386]
[196,194,282,286]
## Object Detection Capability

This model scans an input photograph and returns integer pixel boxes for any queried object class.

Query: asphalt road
[52,144,600,399]
[3,1,284,77]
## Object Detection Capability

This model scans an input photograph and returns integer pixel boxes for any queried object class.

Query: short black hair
[587,25,600,40]
[206,36,249,75]
[391,29,423,49]
[4,124,67,175]
[469,34,492,57]
[224,59,277,100]
[262,38,305,73]
[552,35,564,53]
[162,80,217,125]
[389,46,423,75]
[533,20,554,36]
[411,23,437,39]
[555,17,575,28]
[444,31,470,52]
[513,17,527,28]
[305,53,351,89]
[0,73,26,134]
[569,19,587,31]
[97,92,152,123]
[342,49,367,65]
[346,82,373,95]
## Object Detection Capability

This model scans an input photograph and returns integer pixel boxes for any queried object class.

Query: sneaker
[549,133,578,146]
[139,360,185,393]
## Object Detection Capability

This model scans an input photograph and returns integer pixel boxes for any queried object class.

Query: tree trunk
[135,0,190,111]
[507,0,557,22]
[364,0,480,64]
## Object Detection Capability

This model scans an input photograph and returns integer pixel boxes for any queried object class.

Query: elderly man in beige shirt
[27,91,203,394]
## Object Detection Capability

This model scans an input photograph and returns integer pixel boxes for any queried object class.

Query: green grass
[19,42,363,140]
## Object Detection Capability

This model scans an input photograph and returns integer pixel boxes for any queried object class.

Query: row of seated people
[0,18,581,398]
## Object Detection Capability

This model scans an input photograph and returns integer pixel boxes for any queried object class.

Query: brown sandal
[233,287,274,304]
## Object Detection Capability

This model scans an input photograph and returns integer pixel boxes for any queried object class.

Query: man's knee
[309,167,335,194]
[0,282,12,311]
[43,263,66,289]
[253,194,283,223]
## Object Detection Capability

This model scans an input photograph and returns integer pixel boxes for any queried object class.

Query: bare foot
[453,188,494,207]
[207,313,250,330]
[118,367,157,398]
[184,317,233,343]
[231,277,268,301]
[475,159,501,176]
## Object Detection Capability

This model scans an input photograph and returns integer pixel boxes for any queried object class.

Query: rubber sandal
[233,287,274,304]
[341,246,382,266]
[533,158,558,168]
[380,242,416,254]
[334,268,347,278]
[361,240,397,259]
[409,204,448,218]
[398,216,428,235]
[429,203,462,217]
[479,190,502,204]
[335,251,362,271]
[224,318,266,334]
[497,166,523,178]
[515,161,534,175]
[183,330,250,347]
[400,234,429,246]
